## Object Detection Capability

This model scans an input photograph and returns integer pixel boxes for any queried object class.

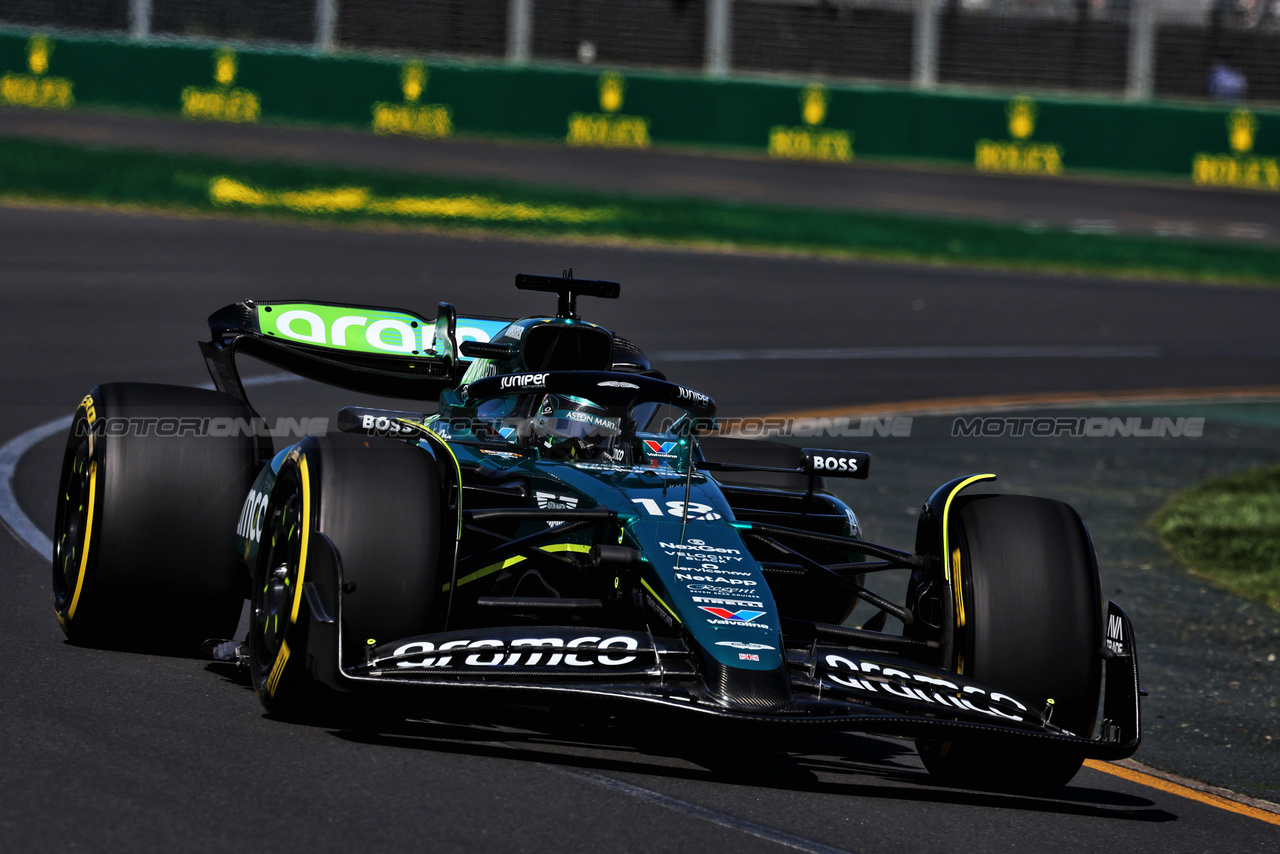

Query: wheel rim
[251,484,304,679]
[53,438,93,613]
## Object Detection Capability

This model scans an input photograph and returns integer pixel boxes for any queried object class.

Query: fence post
[128,0,151,39]
[314,0,338,52]
[705,0,732,77]
[507,0,533,63]
[912,0,940,89]
[1126,0,1156,100]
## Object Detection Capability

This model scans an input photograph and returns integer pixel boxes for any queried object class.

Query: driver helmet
[534,394,622,460]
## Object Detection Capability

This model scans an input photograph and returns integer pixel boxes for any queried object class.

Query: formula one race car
[51,272,1141,792]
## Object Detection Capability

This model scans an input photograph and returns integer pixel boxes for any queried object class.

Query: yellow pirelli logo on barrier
[0,35,74,110]
[975,97,1063,176]
[181,49,260,123]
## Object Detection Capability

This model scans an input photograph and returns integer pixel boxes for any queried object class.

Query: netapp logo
[675,573,757,585]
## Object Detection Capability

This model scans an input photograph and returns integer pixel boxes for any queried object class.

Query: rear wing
[200,299,512,403]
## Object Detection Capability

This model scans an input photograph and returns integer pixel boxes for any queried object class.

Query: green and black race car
[51,272,1141,792]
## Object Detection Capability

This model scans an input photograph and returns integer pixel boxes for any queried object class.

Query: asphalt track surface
[3,199,1280,852]
[5,104,1280,247]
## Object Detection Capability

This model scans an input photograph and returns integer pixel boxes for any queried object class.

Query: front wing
[296,534,1141,758]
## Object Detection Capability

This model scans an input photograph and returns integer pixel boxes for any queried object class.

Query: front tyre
[52,383,259,652]
[248,433,442,719]
[917,494,1103,792]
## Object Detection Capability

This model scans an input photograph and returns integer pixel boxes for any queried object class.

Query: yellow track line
[759,385,1280,420]
[1084,760,1280,827]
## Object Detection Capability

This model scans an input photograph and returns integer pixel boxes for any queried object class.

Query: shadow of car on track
[312,714,1174,824]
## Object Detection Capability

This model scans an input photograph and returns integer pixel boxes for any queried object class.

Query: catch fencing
[3,0,1280,104]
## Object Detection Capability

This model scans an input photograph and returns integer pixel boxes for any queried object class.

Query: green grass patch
[4,134,1280,284]
[1154,465,1280,613]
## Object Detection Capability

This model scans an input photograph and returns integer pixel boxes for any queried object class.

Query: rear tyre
[52,383,259,653]
[248,433,441,720]
[916,494,1102,792]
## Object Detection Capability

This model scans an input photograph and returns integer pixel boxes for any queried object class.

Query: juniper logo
[0,34,74,110]
[566,72,651,149]
[372,62,452,139]
[768,83,853,163]
[975,96,1063,176]
[181,48,260,123]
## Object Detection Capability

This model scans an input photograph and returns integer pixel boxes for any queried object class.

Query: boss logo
[802,449,870,479]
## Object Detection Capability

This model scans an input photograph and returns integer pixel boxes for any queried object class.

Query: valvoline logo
[644,440,677,456]
[698,607,765,623]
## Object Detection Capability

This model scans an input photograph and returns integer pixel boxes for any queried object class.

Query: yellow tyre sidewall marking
[266,640,291,697]
[290,455,311,624]
[63,397,99,622]
[939,473,995,671]
[66,459,97,621]
[951,547,964,629]
[265,454,310,697]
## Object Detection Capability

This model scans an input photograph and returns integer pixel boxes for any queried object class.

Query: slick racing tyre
[248,433,442,719]
[916,494,1103,793]
[52,383,260,653]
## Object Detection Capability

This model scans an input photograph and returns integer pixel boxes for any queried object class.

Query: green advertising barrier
[1,27,1277,191]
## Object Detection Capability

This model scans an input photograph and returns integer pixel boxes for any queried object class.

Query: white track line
[649,345,1162,362]
[0,375,297,562]
[553,766,858,854]
[0,414,72,561]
